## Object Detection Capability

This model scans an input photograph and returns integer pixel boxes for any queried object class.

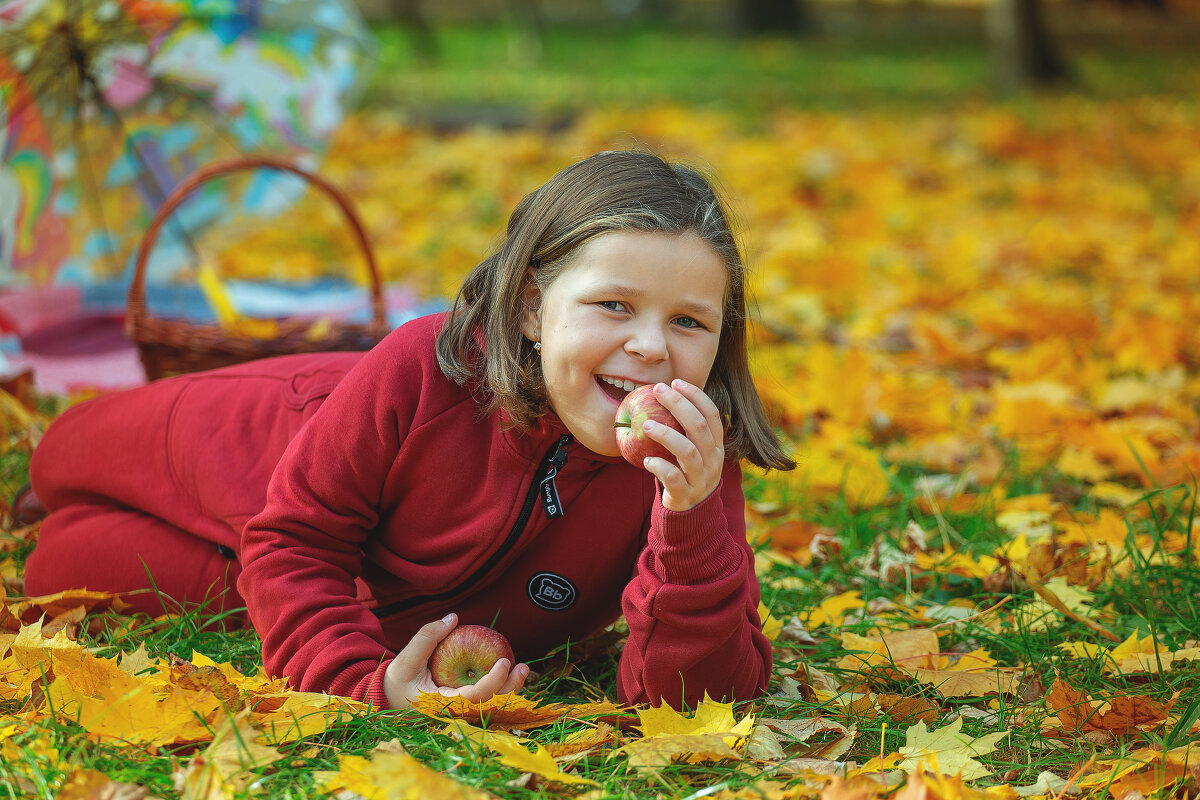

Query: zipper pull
[540,434,572,520]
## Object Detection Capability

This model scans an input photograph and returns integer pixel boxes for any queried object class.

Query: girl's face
[521,229,727,457]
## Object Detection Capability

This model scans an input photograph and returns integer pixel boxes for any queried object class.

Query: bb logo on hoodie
[527,572,577,611]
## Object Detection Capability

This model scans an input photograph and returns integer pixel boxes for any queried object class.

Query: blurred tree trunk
[987,0,1071,91]
[734,0,819,35]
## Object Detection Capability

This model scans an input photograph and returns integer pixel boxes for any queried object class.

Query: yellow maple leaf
[1058,641,1104,659]
[1103,633,1200,675]
[634,694,755,743]
[253,692,363,744]
[898,718,1008,780]
[175,710,283,800]
[1090,482,1145,508]
[1055,446,1113,483]
[621,732,742,770]
[483,736,598,786]
[9,619,85,673]
[804,590,865,628]
[322,746,493,800]
[72,682,220,747]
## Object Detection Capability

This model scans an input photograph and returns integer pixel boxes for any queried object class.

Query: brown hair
[436,150,794,471]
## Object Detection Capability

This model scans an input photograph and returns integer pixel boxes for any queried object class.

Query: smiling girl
[23,150,794,710]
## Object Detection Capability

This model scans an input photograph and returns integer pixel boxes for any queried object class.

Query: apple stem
[614,421,631,428]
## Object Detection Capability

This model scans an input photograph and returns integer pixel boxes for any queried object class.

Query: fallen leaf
[321,743,494,800]
[174,711,283,800]
[620,732,743,769]
[878,694,941,725]
[898,718,1008,781]
[1044,678,1172,737]
[411,691,569,731]
[483,735,598,785]
[1014,770,1082,796]
[543,723,618,759]
[56,769,162,800]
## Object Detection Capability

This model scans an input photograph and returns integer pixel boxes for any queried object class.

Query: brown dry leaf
[745,723,787,761]
[839,628,940,678]
[877,694,940,725]
[1044,678,1172,736]
[171,664,245,712]
[12,589,131,624]
[55,769,162,800]
[764,717,854,747]
[910,667,1022,698]
[411,690,570,730]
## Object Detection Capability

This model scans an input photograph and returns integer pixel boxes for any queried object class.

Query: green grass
[361,22,1200,117]
[2,451,1198,797]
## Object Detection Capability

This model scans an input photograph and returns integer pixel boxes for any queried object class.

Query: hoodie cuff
[328,658,393,710]
[647,481,741,585]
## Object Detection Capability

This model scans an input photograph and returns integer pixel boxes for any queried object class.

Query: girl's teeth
[603,376,638,391]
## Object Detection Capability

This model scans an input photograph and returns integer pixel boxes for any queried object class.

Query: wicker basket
[127,156,389,381]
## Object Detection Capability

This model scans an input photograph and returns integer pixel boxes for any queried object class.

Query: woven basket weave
[127,156,389,381]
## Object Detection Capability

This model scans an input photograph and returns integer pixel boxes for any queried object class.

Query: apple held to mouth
[613,384,684,468]
[429,624,515,688]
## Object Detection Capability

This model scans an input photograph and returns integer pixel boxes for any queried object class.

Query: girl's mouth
[596,375,637,403]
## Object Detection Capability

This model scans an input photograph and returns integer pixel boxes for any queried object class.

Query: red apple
[429,624,514,688]
[613,384,684,468]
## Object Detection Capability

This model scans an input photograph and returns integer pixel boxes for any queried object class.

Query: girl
[23,150,795,711]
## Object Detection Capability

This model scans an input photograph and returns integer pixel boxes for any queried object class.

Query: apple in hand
[429,624,515,688]
[613,384,684,468]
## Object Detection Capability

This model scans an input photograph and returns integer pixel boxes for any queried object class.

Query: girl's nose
[625,324,668,362]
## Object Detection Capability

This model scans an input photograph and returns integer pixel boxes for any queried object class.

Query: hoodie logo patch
[527,572,576,611]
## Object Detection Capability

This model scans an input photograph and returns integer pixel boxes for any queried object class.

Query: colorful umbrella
[0,0,375,288]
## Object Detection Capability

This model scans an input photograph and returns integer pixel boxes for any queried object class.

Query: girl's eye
[597,301,626,312]
[674,316,703,330]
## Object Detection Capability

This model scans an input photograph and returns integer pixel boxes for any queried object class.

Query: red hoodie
[238,312,770,709]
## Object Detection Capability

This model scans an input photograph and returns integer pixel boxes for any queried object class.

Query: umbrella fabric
[0,0,375,288]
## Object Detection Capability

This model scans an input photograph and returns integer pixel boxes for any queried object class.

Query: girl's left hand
[640,380,725,512]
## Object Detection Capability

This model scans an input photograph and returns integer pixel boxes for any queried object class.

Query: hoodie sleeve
[617,459,773,708]
[237,330,420,709]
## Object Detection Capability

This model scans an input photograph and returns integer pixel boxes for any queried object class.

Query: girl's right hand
[383,613,529,710]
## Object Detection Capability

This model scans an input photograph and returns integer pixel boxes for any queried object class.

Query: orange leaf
[411,691,571,731]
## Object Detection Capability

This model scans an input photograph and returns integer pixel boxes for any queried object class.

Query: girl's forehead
[551,230,728,312]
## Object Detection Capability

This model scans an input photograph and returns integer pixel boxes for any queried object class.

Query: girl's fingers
[449,658,517,700]
[498,663,530,695]
[394,614,457,676]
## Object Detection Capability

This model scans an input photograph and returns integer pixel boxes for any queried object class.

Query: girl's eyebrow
[588,283,721,321]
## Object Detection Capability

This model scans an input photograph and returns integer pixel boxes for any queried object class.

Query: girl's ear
[519,267,541,342]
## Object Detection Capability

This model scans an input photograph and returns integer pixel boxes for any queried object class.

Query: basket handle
[128,155,386,333]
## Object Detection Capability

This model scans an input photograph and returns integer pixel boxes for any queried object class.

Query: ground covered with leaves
[2,98,1199,799]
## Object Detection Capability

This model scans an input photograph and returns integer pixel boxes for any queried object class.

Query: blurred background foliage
[353,0,1200,117]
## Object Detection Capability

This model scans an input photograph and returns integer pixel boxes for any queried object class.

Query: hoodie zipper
[370,433,573,619]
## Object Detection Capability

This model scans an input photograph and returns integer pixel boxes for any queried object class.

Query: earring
[533,341,542,352]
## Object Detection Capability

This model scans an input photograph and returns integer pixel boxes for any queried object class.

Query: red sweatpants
[24,352,364,620]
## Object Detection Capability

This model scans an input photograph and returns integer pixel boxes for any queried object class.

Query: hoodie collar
[498,407,626,466]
